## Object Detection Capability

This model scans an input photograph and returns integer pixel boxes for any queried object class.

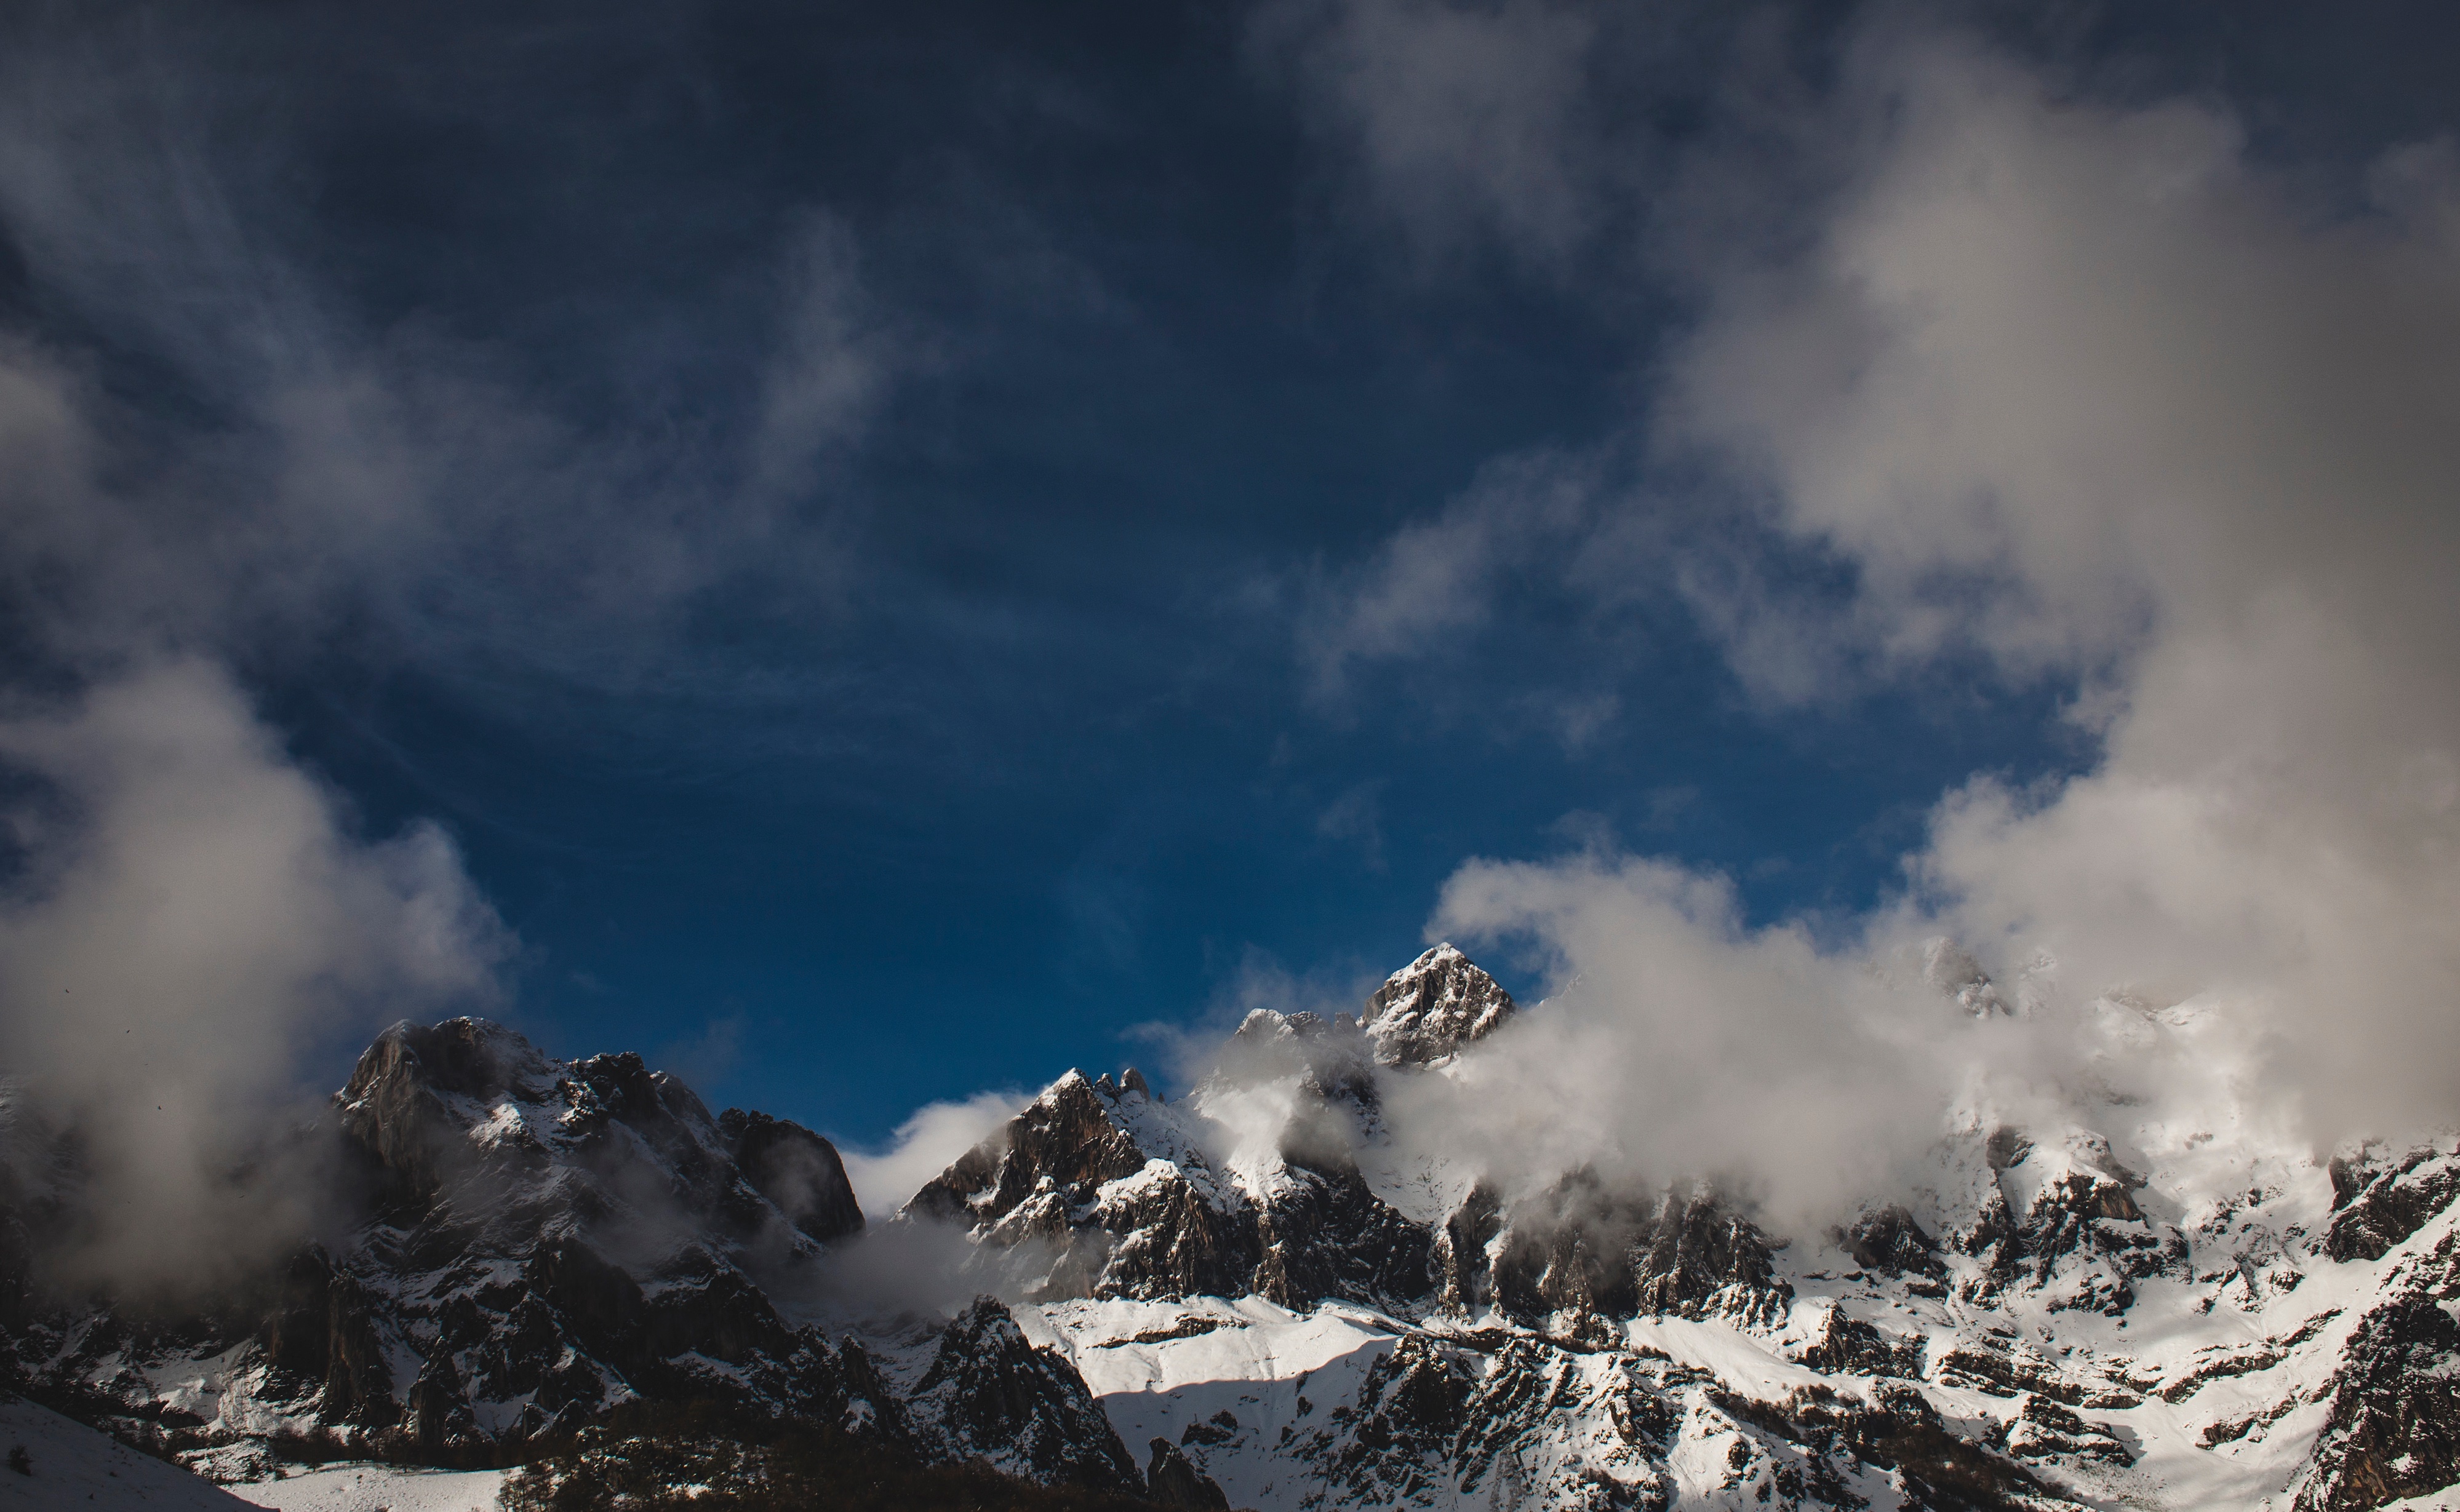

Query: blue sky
[2,1,2456,1173]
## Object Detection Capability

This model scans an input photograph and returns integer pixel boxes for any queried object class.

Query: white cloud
[0,659,511,1292]
[1295,446,1598,699]
[837,1089,1027,1222]
[1657,32,2460,1139]
[1325,23,2460,1204]
[1409,853,1953,1227]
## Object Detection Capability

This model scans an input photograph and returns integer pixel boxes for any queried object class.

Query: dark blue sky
[1,0,2448,1153]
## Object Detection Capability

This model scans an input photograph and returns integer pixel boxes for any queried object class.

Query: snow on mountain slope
[1360,945,1519,1068]
[0,1022,1140,1498]
[0,1394,256,1508]
[226,1463,504,1512]
[1008,1124,2459,1511]
[5,945,2456,1511]
[941,955,2460,1512]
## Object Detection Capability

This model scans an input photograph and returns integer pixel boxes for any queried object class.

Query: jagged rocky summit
[900,945,2460,1511]
[2,943,2458,1512]
[0,1017,1153,1498]
[1363,942,1520,1065]
[906,942,1518,1309]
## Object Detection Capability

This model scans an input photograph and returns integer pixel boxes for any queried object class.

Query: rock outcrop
[903,1296,1143,1494]
[1360,944,1517,1067]
[1490,1172,1791,1335]
[719,1108,865,1244]
[1146,1436,1232,1510]
[906,1060,1446,1313]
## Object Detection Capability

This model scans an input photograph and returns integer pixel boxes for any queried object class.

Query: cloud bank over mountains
[1291,16,2460,1192]
[0,661,511,1290]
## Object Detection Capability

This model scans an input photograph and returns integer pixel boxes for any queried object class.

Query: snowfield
[226,1464,505,1512]
[0,1396,254,1509]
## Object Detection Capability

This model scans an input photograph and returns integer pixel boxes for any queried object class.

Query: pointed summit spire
[1360,943,1516,1066]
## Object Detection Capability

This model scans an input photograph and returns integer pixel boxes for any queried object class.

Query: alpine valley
[2,945,2455,1511]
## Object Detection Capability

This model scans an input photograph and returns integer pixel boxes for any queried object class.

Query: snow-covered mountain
[0,1019,1145,1498]
[2,944,2456,1511]
[901,945,2460,1511]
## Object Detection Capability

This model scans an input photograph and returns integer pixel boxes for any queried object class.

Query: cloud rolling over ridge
[1316,24,2460,1209]
[0,661,510,1291]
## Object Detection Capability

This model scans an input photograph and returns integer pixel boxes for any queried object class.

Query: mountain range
[3,944,2456,1510]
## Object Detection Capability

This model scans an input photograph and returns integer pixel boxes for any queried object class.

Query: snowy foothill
[0,1396,506,1512]
[225,1463,505,1512]
[0,1395,255,1509]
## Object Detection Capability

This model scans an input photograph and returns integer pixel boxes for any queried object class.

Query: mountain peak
[1360,944,1516,1066]
[341,1017,554,1107]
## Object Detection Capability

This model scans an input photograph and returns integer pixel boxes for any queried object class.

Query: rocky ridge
[0,1019,1149,1498]
[1,944,2456,1511]
[919,949,2460,1511]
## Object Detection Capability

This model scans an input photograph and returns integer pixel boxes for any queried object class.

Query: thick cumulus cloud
[1397,857,2040,1227]
[1311,21,2460,1200]
[0,661,510,1291]
[835,1089,1028,1224]
[1659,32,2460,1139]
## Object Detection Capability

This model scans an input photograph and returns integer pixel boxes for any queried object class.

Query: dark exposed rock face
[1629,1188,1791,1327]
[719,1110,864,1244]
[906,1297,1141,1494]
[909,1070,1261,1302]
[1770,1382,2089,1511]
[292,1020,870,1447]
[1431,1182,1504,1318]
[1794,1307,1925,1380]
[1493,1169,1648,1331]
[2323,1142,2460,1263]
[910,1072,1149,1230]
[1298,1334,1479,1506]
[1954,1128,2186,1316]
[909,1060,1444,1311]
[1493,1172,1791,1334]
[2000,1393,2134,1467]
[1839,1204,1944,1282]
[2295,1230,2460,1512]
[1930,1331,2139,1411]
[1361,944,1517,1067]
[1146,1436,1232,1510]
[0,1021,1134,1500]
[1252,1158,1433,1311]
[262,1246,396,1426]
